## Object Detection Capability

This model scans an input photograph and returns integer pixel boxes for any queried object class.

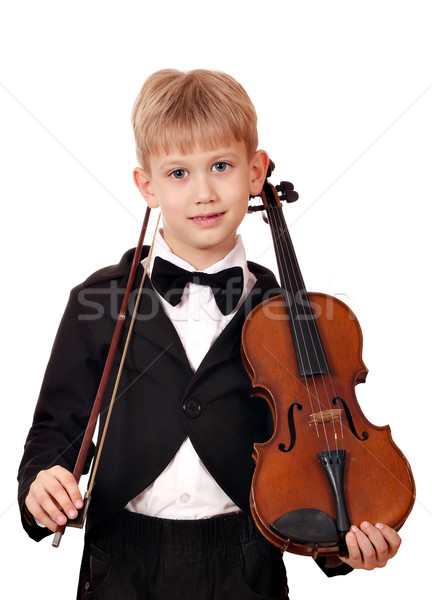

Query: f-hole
[279,402,303,452]
[332,396,369,441]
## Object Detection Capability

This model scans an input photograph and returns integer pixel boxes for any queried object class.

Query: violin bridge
[309,409,342,426]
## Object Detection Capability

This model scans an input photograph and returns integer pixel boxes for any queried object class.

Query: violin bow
[53,207,160,547]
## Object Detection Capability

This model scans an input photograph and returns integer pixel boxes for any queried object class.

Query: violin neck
[266,204,329,377]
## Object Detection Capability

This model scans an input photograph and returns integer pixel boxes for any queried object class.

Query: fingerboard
[264,187,329,378]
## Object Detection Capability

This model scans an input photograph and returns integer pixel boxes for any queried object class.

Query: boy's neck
[162,232,237,271]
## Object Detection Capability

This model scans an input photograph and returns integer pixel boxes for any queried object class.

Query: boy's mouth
[189,212,225,225]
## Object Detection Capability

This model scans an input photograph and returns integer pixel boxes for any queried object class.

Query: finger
[25,493,66,532]
[44,477,80,521]
[51,466,83,510]
[37,489,70,526]
[339,522,402,570]
[354,523,383,569]
[360,522,389,560]
[338,528,362,567]
[50,468,83,517]
[30,470,79,523]
[359,522,402,566]
[359,521,390,569]
[34,467,82,518]
[339,525,377,569]
[374,523,402,558]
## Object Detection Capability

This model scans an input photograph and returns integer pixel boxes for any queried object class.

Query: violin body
[242,179,415,557]
[243,292,415,556]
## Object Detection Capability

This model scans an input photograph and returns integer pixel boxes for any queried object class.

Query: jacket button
[182,398,202,418]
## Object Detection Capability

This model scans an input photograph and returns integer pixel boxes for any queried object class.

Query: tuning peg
[247,204,265,213]
[276,181,299,203]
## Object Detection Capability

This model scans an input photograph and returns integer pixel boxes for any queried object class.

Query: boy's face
[134,141,268,270]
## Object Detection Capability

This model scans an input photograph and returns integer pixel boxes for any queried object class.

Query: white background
[1,1,430,598]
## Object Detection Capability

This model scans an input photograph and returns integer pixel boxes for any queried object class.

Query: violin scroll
[248,174,298,215]
[275,181,298,203]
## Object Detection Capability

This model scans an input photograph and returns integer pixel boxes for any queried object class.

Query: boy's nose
[195,176,217,203]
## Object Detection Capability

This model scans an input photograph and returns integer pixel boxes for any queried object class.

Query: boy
[18,69,401,599]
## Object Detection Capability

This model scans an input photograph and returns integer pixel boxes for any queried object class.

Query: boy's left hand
[339,522,401,570]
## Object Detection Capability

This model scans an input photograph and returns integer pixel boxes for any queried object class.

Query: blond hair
[131,69,258,172]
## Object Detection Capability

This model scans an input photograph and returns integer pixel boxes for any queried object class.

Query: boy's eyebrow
[158,150,240,170]
[158,158,187,170]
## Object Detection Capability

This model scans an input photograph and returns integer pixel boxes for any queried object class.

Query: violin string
[270,207,331,454]
[272,202,342,455]
[272,203,344,453]
[267,201,328,453]
[280,203,344,451]
[271,207,338,455]
[274,198,344,454]
[268,192,343,456]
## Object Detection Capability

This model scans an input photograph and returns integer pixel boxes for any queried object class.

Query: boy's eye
[169,169,189,179]
[212,162,229,172]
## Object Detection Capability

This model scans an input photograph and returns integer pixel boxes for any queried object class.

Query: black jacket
[18,246,282,541]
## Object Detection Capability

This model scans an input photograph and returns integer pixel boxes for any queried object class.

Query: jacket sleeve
[17,284,107,541]
[315,556,353,577]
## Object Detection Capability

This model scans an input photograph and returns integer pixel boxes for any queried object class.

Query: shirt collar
[146,229,251,278]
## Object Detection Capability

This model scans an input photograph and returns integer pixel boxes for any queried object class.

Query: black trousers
[77,510,288,600]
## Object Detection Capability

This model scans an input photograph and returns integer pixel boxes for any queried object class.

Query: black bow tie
[151,256,244,315]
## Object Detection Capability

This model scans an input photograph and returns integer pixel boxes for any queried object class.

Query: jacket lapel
[131,272,191,368]
[90,247,281,376]
[89,246,191,369]
[193,264,281,377]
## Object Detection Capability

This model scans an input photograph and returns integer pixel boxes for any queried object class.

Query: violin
[242,174,415,558]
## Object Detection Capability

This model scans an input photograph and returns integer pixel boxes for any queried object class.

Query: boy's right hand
[25,466,83,532]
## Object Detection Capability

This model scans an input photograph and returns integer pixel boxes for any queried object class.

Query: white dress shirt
[125,230,256,519]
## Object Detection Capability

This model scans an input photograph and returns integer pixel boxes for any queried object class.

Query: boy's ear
[249,150,270,196]
[133,167,159,208]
